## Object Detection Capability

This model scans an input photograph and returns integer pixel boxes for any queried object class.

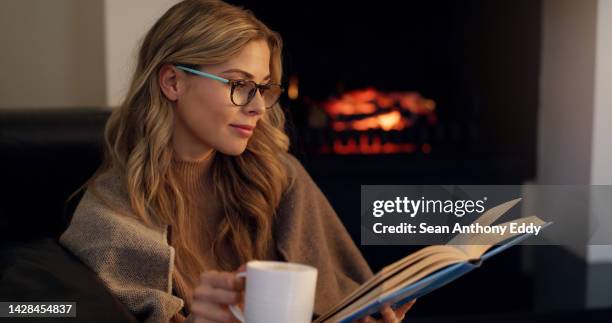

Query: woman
[59,1,414,322]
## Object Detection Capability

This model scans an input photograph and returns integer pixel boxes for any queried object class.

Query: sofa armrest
[0,238,138,323]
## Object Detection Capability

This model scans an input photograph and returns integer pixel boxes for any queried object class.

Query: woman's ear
[158,64,182,101]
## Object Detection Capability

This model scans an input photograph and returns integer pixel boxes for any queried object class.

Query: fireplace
[286,81,481,162]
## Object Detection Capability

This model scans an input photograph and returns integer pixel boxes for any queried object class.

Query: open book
[314,198,550,323]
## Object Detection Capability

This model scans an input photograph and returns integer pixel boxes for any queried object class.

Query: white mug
[229,260,318,323]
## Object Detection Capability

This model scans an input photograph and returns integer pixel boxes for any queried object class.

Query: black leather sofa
[0,107,137,322]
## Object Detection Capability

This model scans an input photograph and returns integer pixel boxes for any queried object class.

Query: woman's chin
[217,145,247,156]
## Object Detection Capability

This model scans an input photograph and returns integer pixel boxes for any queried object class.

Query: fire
[318,87,436,155]
[377,111,402,131]
[288,75,299,100]
[325,136,418,155]
[323,88,435,132]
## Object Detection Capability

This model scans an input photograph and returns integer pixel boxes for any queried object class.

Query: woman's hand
[191,266,246,323]
[354,300,416,323]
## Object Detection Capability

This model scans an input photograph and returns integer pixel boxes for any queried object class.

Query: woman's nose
[243,90,266,116]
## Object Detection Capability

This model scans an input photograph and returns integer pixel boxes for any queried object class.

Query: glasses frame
[174,65,284,109]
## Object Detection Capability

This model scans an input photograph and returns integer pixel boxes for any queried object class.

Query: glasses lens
[231,81,283,108]
[231,81,257,106]
[261,84,283,108]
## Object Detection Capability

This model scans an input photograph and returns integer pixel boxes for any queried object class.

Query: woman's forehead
[213,40,271,81]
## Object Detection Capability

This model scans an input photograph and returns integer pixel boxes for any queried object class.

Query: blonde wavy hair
[79,0,291,316]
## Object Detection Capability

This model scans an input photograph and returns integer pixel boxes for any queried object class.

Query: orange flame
[288,75,299,100]
[326,136,418,155]
[317,87,436,155]
[323,88,435,132]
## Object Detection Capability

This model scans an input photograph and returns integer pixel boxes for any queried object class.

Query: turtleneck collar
[172,153,214,196]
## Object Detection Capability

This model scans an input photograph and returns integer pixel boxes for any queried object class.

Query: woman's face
[160,39,271,160]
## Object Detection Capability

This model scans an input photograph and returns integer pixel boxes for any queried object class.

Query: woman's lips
[229,124,254,138]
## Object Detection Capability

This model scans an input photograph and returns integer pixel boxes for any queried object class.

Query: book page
[460,215,546,258]
[448,198,522,246]
[329,257,463,322]
[314,245,461,322]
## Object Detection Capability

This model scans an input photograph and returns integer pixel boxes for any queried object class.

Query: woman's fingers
[380,305,398,323]
[193,285,240,304]
[234,264,247,291]
[192,269,249,323]
[353,299,417,323]
[354,315,377,323]
[377,300,417,323]
[234,275,245,291]
[395,300,416,319]
[200,271,243,291]
[191,301,236,322]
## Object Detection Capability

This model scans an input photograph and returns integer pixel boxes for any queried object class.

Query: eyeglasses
[174,65,284,109]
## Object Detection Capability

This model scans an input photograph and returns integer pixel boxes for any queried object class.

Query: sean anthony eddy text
[373,222,543,236]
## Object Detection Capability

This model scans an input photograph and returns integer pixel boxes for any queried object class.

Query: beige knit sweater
[59,154,373,323]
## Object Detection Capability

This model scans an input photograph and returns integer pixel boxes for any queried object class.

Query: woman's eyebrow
[221,68,271,81]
